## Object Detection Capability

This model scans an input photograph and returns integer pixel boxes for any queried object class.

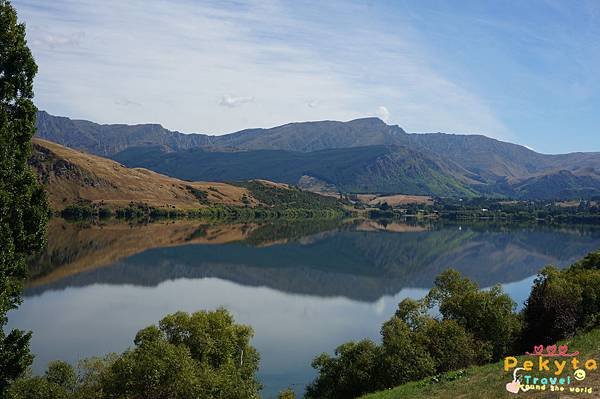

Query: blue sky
[13,0,600,153]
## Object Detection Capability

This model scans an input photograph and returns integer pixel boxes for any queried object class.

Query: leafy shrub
[307,272,521,398]
[9,309,260,399]
[378,316,435,387]
[45,361,76,392]
[305,340,382,399]
[420,319,479,372]
[521,267,581,347]
[425,269,520,360]
[521,259,600,349]
[277,388,296,399]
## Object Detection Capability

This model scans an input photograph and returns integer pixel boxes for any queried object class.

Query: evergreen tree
[0,0,48,394]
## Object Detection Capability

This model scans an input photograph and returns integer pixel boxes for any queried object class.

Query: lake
[8,218,600,397]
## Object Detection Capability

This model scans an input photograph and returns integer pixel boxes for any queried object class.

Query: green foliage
[425,269,520,360]
[45,361,77,392]
[186,185,209,204]
[235,180,343,211]
[0,0,48,394]
[8,356,114,399]
[419,319,478,373]
[7,376,69,399]
[435,197,600,224]
[277,388,296,399]
[313,250,600,398]
[102,329,201,399]
[307,272,520,399]
[10,309,260,399]
[102,309,260,399]
[378,315,435,387]
[521,256,600,348]
[306,340,382,399]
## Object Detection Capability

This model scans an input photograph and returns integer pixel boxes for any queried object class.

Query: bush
[9,309,260,399]
[425,269,520,360]
[307,271,522,398]
[45,361,76,392]
[521,260,600,349]
[378,316,435,387]
[305,340,382,399]
[102,309,260,399]
[7,376,69,399]
[521,267,581,348]
[420,319,479,372]
[278,388,296,399]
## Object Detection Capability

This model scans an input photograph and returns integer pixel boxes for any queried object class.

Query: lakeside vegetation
[303,250,600,399]
[57,180,350,222]
[59,200,347,222]
[9,247,600,398]
[360,328,600,399]
[363,196,600,225]
[8,309,262,399]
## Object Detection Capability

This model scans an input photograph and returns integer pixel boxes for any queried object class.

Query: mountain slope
[213,117,407,152]
[30,138,341,212]
[30,138,258,211]
[112,144,478,197]
[35,110,212,156]
[35,111,600,199]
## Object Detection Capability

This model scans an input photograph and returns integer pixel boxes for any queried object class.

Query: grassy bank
[361,328,600,399]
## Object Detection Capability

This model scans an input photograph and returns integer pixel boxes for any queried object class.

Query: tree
[101,309,261,399]
[277,388,296,399]
[0,0,48,394]
[425,269,520,360]
[305,340,382,399]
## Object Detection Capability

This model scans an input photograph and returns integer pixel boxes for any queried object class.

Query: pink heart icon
[533,345,544,355]
[506,381,520,394]
[547,345,557,355]
[559,345,568,355]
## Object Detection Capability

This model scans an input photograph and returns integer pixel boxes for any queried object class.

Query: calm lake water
[7,218,600,397]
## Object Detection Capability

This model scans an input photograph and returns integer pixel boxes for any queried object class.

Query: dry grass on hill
[31,138,259,211]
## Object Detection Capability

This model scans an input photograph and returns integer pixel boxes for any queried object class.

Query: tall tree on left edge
[0,0,48,394]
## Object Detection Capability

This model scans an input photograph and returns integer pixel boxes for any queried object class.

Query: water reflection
[9,219,600,397]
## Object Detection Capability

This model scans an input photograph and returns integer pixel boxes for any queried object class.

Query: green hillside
[112,145,478,197]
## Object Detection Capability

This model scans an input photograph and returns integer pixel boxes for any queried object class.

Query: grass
[360,328,600,399]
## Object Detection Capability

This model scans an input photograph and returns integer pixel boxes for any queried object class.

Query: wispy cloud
[13,0,511,139]
[32,31,84,49]
[219,95,254,108]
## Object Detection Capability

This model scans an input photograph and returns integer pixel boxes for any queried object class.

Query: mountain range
[30,138,341,213]
[35,110,600,199]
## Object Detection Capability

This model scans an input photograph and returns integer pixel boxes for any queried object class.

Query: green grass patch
[360,329,600,399]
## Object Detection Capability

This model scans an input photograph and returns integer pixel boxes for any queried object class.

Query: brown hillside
[27,219,261,288]
[31,138,259,211]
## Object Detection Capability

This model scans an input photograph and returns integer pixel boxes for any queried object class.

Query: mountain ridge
[35,111,600,199]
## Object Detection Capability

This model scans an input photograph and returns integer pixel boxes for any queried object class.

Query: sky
[12,0,600,154]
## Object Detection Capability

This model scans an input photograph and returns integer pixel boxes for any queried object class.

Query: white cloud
[375,106,390,122]
[219,95,254,108]
[32,31,84,49]
[13,0,511,139]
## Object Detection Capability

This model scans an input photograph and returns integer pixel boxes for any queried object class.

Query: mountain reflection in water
[11,218,600,398]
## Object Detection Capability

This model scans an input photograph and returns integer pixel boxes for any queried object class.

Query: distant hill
[112,144,478,197]
[30,138,340,212]
[35,110,212,156]
[35,111,600,199]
